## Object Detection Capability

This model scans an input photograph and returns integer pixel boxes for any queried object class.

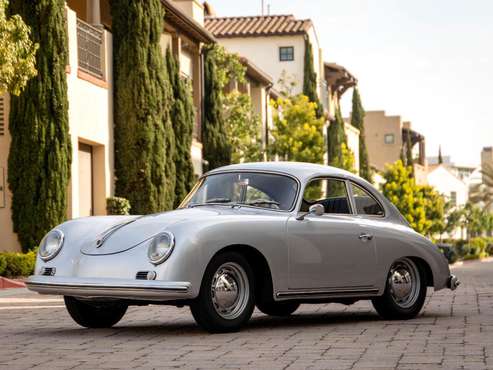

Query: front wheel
[372,258,427,320]
[64,296,128,328]
[190,252,255,333]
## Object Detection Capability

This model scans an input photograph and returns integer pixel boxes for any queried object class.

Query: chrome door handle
[358,233,373,241]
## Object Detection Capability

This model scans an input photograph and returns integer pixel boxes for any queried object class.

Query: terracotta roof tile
[205,15,312,38]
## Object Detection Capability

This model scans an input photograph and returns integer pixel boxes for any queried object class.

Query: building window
[450,191,457,207]
[384,134,395,144]
[279,46,294,61]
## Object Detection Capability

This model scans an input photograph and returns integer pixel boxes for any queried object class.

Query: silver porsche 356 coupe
[27,162,459,333]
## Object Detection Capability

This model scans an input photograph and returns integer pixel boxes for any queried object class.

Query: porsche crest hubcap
[211,262,249,320]
[388,258,420,309]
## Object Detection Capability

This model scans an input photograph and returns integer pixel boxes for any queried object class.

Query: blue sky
[207,0,493,167]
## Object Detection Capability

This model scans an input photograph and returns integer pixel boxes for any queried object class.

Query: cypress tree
[111,0,176,214]
[327,108,348,168]
[202,44,231,170]
[438,145,443,164]
[165,48,195,207]
[405,130,415,178]
[350,88,372,182]
[7,0,71,251]
[303,38,324,118]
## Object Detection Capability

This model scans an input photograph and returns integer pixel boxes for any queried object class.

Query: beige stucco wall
[66,7,114,219]
[427,165,468,238]
[171,0,204,26]
[364,111,403,172]
[218,35,306,95]
[0,94,20,252]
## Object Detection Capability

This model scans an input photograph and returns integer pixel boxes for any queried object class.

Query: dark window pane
[351,183,384,216]
[301,178,351,214]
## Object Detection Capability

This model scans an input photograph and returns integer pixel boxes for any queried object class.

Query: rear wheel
[256,301,300,317]
[190,252,255,333]
[372,258,427,320]
[64,296,127,328]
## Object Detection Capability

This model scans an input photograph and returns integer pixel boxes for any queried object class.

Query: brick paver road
[1,260,492,370]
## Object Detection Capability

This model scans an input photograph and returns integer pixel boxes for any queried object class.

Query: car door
[286,177,378,291]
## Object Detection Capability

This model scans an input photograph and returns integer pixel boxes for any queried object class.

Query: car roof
[206,162,358,183]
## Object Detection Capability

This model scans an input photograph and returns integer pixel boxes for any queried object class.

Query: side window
[351,183,384,216]
[301,178,351,214]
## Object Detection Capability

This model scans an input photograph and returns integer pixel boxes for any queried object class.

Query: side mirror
[296,203,324,220]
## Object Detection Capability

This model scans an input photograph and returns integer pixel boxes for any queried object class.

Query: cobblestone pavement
[1,260,492,370]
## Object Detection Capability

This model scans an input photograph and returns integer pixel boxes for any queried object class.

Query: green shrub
[106,197,131,215]
[454,241,470,259]
[0,251,36,278]
[0,254,6,276]
[437,244,458,264]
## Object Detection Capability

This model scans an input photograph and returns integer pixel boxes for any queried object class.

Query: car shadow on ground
[30,308,448,338]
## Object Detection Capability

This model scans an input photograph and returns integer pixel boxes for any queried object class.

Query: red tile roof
[205,15,312,38]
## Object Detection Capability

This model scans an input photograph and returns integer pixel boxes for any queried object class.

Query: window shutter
[0,97,4,136]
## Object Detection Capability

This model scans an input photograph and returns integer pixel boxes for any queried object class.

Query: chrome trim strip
[26,276,193,301]
[276,287,379,300]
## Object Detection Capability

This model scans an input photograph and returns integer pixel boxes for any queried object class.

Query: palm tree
[470,163,493,210]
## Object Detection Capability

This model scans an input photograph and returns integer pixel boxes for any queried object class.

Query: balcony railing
[77,19,104,80]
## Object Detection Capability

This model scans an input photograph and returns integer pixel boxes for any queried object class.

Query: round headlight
[39,229,64,261]
[148,232,175,265]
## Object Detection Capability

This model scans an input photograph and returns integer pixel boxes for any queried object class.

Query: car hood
[80,207,224,256]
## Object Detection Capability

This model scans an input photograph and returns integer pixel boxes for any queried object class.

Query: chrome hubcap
[388,258,420,308]
[211,262,249,320]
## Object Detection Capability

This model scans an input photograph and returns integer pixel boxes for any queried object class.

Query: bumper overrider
[447,274,460,290]
[26,275,193,301]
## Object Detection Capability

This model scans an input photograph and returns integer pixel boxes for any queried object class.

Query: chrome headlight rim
[147,231,175,265]
[39,229,65,262]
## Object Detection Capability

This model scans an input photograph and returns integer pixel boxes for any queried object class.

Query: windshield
[180,172,299,211]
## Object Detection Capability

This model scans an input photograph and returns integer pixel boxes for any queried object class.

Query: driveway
[1,260,492,369]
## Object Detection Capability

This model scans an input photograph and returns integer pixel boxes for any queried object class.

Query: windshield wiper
[187,198,233,208]
[206,197,232,203]
[245,199,280,207]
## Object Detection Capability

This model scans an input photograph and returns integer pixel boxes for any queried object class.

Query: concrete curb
[450,256,493,269]
[0,277,26,289]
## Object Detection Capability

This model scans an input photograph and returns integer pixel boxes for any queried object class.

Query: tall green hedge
[202,44,231,170]
[303,38,323,118]
[165,48,195,207]
[111,0,176,214]
[7,0,71,251]
[350,88,372,182]
[327,108,351,170]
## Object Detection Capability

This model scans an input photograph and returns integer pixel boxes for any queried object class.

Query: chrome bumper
[26,275,193,301]
[447,274,460,290]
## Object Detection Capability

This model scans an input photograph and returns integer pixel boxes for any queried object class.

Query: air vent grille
[136,271,156,280]
[40,267,56,276]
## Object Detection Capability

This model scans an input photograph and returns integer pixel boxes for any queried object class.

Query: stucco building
[362,111,427,184]
[205,13,360,171]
